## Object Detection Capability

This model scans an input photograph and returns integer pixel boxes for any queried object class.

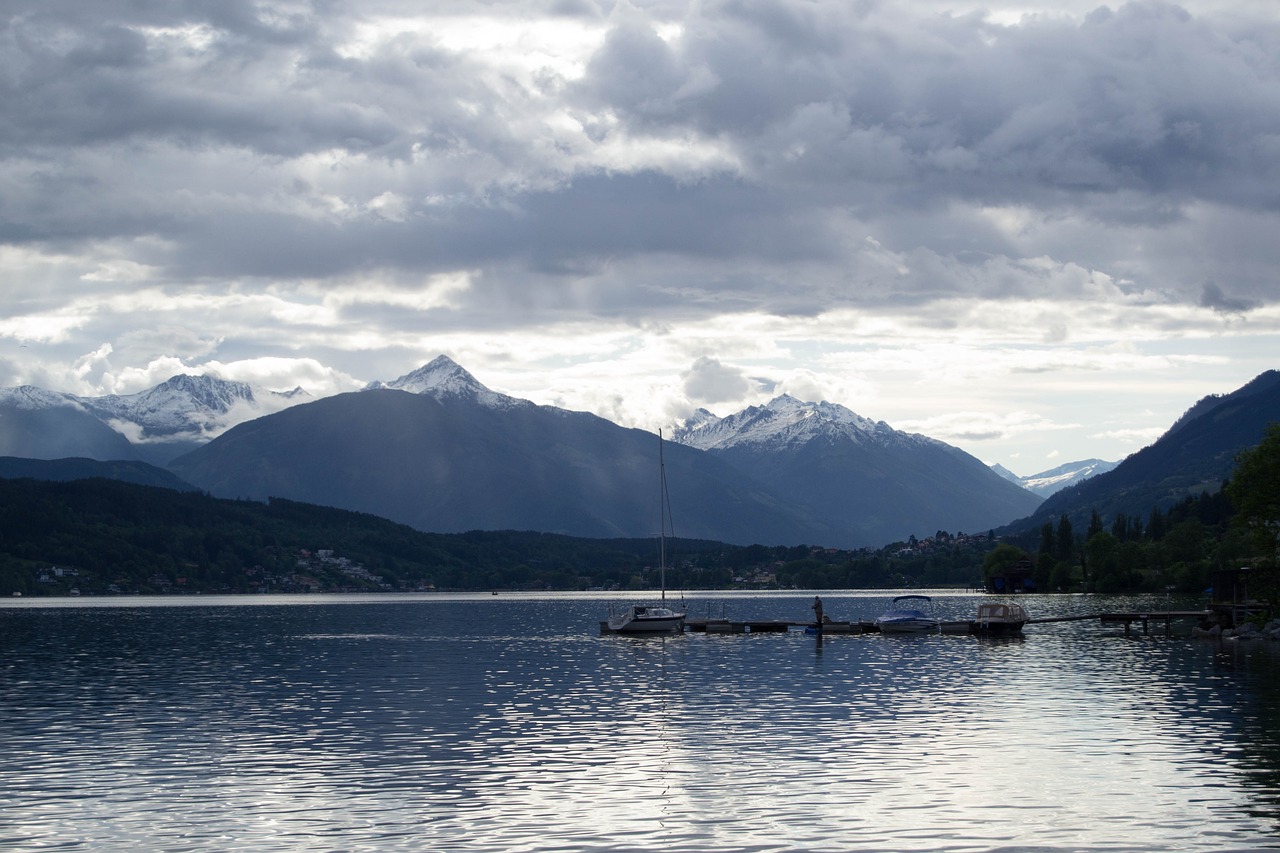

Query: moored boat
[875,594,940,634]
[973,602,1028,635]
[607,603,686,634]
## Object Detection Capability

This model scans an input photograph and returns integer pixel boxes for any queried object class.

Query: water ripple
[2,594,1279,851]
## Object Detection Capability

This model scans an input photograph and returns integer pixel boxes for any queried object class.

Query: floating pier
[603,609,1213,637]
[685,618,871,634]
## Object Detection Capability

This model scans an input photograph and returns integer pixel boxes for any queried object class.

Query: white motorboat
[606,431,685,635]
[875,595,940,634]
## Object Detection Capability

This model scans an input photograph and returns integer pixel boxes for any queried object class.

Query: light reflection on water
[1,592,1278,851]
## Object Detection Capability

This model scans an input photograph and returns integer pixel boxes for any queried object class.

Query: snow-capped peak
[85,374,307,441]
[0,385,85,411]
[673,394,897,451]
[364,355,524,409]
[366,355,480,395]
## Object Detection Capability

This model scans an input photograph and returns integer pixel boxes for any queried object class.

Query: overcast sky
[2,0,1278,474]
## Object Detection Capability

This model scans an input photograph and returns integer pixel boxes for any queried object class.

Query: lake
[2,591,1278,851]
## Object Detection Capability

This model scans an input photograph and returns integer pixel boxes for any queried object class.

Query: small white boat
[605,430,685,635]
[875,595,940,634]
[973,602,1028,635]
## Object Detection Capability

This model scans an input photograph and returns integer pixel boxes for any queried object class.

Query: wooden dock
[689,618,1025,635]
[1028,610,1209,636]
[603,610,1212,637]
[685,618,864,633]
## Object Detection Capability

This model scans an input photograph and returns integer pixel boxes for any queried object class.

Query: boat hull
[608,616,685,634]
[876,618,940,634]
[971,620,1026,636]
[874,595,940,634]
[607,605,685,634]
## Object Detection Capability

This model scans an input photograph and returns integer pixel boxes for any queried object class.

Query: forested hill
[0,476,706,595]
[0,456,197,491]
[0,477,995,595]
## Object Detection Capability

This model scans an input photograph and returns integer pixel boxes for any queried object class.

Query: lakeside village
[28,534,1280,643]
[27,530,1004,597]
[35,549,403,596]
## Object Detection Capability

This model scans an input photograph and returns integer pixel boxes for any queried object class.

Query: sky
[2,0,1279,475]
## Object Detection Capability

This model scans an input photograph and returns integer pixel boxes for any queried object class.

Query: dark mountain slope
[1009,370,1280,532]
[0,402,139,461]
[714,430,1039,545]
[675,395,1041,546]
[168,389,831,546]
[0,457,198,490]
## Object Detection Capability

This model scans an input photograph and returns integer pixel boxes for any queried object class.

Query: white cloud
[682,355,749,404]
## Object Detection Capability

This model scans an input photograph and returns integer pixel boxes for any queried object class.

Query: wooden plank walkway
[686,618,859,633]
[1030,610,1209,636]
[1098,610,1208,636]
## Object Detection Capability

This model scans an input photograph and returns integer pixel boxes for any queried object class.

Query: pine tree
[1056,515,1074,562]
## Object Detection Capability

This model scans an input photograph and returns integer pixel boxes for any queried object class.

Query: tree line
[983,423,1280,602]
[2,422,1277,599]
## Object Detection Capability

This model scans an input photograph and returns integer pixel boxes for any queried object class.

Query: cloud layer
[2,0,1278,470]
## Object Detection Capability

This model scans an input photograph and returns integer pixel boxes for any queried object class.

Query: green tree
[1226,423,1280,602]
[1035,551,1055,590]
[1086,531,1124,593]
[1055,515,1074,562]
[1050,560,1074,592]
[982,543,1030,584]
[1227,424,1280,562]
[1038,522,1055,557]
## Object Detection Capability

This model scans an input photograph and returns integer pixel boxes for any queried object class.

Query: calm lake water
[2,591,1278,852]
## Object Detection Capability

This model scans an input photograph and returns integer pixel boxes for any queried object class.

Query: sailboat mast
[658,429,666,602]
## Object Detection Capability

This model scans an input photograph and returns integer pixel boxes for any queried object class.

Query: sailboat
[606,430,686,634]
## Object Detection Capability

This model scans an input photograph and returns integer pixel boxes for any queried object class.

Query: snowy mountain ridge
[673,393,932,452]
[85,374,309,442]
[668,391,1041,546]
[0,374,310,460]
[0,386,85,411]
[991,458,1117,498]
[2,355,514,459]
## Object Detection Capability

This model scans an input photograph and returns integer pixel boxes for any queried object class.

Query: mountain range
[671,394,1040,546]
[991,459,1118,497]
[1006,369,1280,534]
[2,357,1277,549]
[161,358,1037,547]
[0,376,307,465]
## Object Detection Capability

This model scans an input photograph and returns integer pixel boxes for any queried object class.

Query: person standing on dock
[812,596,824,635]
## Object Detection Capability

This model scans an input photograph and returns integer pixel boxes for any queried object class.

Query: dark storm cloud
[575,0,1280,213]
[1,6,448,157]
[3,0,1279,315]
[1199,282,1256,313]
